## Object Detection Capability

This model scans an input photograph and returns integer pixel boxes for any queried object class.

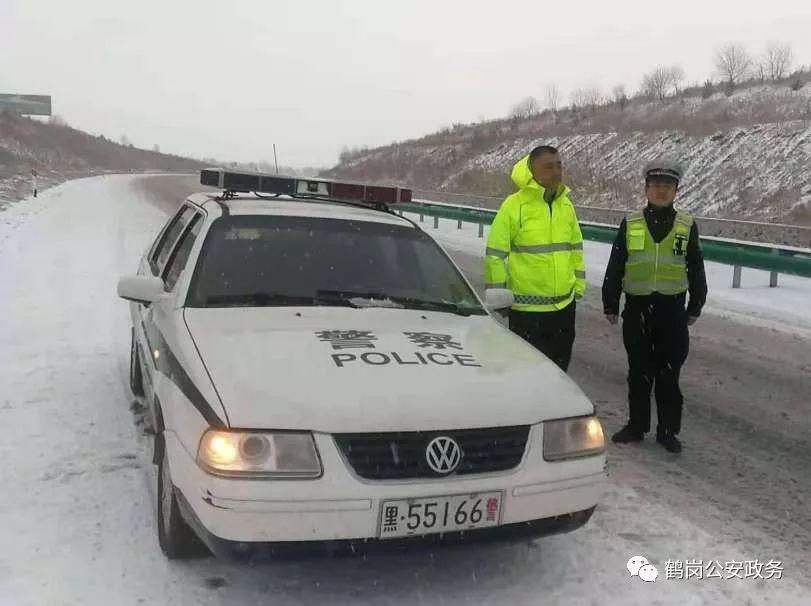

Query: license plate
[377,491,503,539]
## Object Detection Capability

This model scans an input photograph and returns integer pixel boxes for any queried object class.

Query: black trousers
[509,301,576,372]
[622,295,690,435]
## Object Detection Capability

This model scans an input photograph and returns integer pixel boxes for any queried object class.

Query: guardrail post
[770,249,779,287]
[433,216,439,229]
[478,223,484,238]
[732,265,742,288]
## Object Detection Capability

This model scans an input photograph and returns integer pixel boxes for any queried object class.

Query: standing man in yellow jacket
[485,145,586,372]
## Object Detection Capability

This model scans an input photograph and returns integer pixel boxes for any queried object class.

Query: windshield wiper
[316,290,483,316]
[203,292,357,308]
[315,289,404,309]
[392,297,483,317]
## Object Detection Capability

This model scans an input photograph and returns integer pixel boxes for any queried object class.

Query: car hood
[184,307,594,432]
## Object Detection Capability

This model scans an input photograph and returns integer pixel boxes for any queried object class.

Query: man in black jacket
[602,159,707,453]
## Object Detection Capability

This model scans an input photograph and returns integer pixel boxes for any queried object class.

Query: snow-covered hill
[326,82,811,225]
[0,111,203,206]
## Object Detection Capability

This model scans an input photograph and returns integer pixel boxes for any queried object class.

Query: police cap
[644,158,683,183]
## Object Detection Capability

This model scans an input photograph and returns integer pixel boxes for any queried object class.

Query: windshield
[186,214,486,314]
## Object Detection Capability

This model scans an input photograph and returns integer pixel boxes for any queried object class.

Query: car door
[147,211,229,442]
[131,205,197,332]
[134,205,198,401]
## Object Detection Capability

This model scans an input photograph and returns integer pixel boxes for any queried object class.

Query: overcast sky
[2,0,810,168]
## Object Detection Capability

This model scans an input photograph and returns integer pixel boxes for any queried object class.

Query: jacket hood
[510,154,570,199]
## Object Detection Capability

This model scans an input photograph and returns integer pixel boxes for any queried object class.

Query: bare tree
[764,42,793,80]
[119,134,132,147]
[569,88,585,109]
[509,96,540,119]
[641,65,684,100]
[714,43,753,87]
[755,62,767,83]
[612,84,629,110]
[545,84,561,112]
[641,69,664,100]
[669,66,685,95]
[583,86,602,108]
[701,79,714,99]
[570,86,601,111]
[338,146,354,163]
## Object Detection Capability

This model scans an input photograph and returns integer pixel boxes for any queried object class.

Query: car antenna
[273,144,279,175]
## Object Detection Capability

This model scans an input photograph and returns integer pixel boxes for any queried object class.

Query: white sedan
[117,169,607,560]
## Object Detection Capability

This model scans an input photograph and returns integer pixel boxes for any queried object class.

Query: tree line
[509,40,804,119]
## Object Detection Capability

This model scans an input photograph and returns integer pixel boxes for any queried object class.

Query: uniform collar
[535,182,569,202]
[645,203,676,216]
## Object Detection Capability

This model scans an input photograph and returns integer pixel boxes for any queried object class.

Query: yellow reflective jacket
[485,155,586,312]
[623,210,692,295]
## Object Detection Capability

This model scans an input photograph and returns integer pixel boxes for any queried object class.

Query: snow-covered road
[1,175,809,606]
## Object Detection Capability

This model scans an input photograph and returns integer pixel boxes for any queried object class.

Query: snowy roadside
[1,175,808,606]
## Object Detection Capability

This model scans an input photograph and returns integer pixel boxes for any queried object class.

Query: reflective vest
[485,155,586,312]
[623,210,692,295]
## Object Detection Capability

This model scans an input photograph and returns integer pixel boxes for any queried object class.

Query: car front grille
[333,426,530,480]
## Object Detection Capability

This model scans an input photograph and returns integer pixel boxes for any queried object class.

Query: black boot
[656,428,682,453]
[611,424,644,444]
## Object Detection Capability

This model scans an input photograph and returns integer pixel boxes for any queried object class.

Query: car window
[146,217,174,270]
[163,214,203,291]
[185,215,485,313]
[150,206,196,275]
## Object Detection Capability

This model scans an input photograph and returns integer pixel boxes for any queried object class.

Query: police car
[117,168,607,560]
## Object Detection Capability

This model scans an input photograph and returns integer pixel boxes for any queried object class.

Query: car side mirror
[484,288,514,312]
[117,275,165,305]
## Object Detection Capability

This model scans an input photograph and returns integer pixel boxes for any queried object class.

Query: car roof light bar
[200,168,412,205]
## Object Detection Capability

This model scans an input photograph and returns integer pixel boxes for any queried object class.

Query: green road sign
[0,94,52,116]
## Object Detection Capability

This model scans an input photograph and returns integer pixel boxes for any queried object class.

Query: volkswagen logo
[425,436,463,475]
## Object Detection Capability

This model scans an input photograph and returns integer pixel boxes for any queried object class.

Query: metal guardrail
[411,188,811,250]
[396,201,811,285]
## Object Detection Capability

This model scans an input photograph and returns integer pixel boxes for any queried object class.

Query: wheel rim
[160,455,173,530]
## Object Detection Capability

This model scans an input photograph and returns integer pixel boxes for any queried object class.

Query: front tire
[129,328,145,397]
[157,443,201,559]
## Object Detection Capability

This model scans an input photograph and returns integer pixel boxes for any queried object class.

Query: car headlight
[543,416,606,461]
[197,430,322,478]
